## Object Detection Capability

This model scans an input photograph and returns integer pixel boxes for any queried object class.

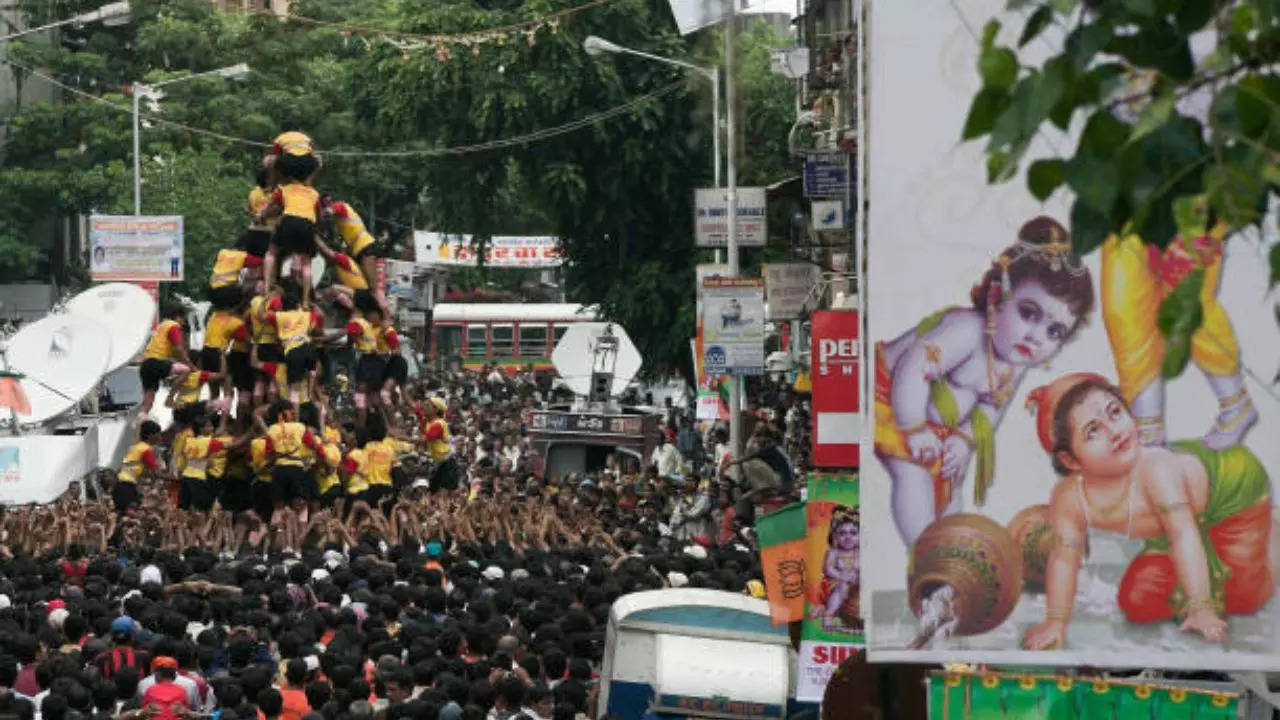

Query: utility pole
[725,0,742,462]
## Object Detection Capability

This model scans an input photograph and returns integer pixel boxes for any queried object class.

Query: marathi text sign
[764,263,820,320]
[90,215,184,282]
[700,277,765,375]
[414,231,562,268]
[694,187,767,248]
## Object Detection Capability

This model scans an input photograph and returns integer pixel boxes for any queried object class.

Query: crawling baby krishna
[1023,373,1279,650]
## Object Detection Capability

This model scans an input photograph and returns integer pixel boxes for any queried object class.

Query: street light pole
[583,36,720,188]
[0,1,130,43]
[131,63,250,216]
[724,0,742,462]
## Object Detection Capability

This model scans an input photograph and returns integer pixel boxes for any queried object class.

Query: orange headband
[1025,372,1110,454]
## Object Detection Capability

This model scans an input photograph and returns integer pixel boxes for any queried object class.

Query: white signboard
[764,263,820,320]
[694,187,767,248]
[89,215,184,282]
[414,231,562,268]
[700,277,765,375]
[385,259,417,302]
[666,0,793,35]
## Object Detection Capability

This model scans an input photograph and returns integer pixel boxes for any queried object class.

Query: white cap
[311,568,330,583]
[482,566,505,581]
[304,655,320,672]
[0,594,10,610]
[683,545,708,560]
[47,608,68,630]
[140,565,162,586]
[411,478,431,490]
[667,572,689,588]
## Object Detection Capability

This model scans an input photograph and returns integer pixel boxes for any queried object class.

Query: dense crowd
[0,130,809,720]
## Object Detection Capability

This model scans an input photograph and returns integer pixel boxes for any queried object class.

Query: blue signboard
[803,152,850,198]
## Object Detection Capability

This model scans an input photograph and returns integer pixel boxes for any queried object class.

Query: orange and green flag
[756,501,808,625]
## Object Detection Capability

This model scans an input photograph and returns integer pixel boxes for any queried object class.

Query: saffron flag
[0,375,31,416]
[755,502,807,626]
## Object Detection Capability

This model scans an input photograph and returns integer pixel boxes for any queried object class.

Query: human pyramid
[122,129,460,528]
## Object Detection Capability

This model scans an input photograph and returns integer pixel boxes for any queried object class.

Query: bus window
[435,325,463,368]
[491,324,514,358]
[518,324,548,358]
[466,325,487,359]
[553,324,570,347]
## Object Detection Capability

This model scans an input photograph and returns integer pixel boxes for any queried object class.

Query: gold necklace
[1086,474,1132,519]
[984,335,1014,406]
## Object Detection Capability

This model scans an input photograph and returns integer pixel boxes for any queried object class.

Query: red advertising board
[810,310,859,467]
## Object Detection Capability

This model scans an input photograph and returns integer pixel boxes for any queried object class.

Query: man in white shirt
[649,433,682,478]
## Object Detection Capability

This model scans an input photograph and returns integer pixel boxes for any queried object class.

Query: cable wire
[0,56,685,158]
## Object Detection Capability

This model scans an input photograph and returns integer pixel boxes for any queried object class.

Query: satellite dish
[65,283,156,374]
[280,255,326,288]
[551,323,642,398]
[1,315,111,424]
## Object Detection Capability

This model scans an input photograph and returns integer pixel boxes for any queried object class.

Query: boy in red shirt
[141,657,190,720]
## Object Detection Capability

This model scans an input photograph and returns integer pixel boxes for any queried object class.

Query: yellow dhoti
[1100,226,1238,404]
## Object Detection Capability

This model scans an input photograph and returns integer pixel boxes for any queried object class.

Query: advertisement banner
[927,672,1238,719]
[810,310,859,467]
[694,187,767,248]
[863,0,1280,670]
[413,231,562,268]
[797,474,862,702]
[763,263,820,320]
[700,277,765,375]
[755,502,808,626]
[691,334,728,422]
[695,263,730,317]
[89,215,183,282]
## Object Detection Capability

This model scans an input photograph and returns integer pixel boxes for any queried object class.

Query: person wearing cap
[140,656,190,720]
[92,617,151,680]
[423,396,459,493]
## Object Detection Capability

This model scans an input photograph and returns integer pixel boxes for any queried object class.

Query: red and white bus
[428,303,598,373]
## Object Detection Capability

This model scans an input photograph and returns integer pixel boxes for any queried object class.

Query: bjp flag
[756,502,807,625]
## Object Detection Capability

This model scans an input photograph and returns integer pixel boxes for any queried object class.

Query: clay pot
[909,513,1023,636]
[1008,504,1053,591]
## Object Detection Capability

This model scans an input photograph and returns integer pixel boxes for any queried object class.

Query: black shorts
[199,347,224,374]
[180,476,216,512]
[430,457,460,492]
[363,484,392,510]
[354,242,381,264]
[316,485,342,508]
[139,358,173,392]
[220,475,252,512]
[112,481,140,514]
[273,464,312,501]
[208,284,243,310]
[276,153,318,182]
[391,466,408,490]
[227,350,254,391]
[353,289,377,313]
[356,354,385,389]
[284,344,315,384]
[257,343,282,364]
[383,354,408,385]
[251,479,279,519]
[246,229,272,259]
[273,216,317,256]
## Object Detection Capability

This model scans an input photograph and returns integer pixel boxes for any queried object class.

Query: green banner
[928,673,1239,719]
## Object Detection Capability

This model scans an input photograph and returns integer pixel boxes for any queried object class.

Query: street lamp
[583,35,721,188]
[132,63,250,215]
[0,2,131,43]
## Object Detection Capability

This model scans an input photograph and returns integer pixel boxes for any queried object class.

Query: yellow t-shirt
[209,249,249,288]
[274,310,313,352]
[118,442,154,484]
[267,422,311,468]
[208,434,234,478]
[182,436,214,480]
[249,295,278,345]
[425,419,451,462]
[278,183,319,222]
[314,443,342,495]
[172,371,209,408]
[349,316,377,354]
[331,253,368,290]
[344,449,369,495]
[144,320,181,361]
[249,437,271,482]
[205,311,245,352]
[173,428,193,477]
[330,203,375,256]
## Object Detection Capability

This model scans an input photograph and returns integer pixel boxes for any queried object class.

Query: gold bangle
[1044,610,1069,622]
[1186,597,1216,613]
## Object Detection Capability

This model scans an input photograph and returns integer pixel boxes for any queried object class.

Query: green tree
[964,0,1278,375]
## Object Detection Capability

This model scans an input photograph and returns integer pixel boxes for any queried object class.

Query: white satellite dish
[280,255,326,288]
[1,315,111,425]
[551,323,642,398]
[65,283,156,374]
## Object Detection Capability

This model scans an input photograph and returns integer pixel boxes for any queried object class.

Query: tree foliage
[965,0,1279,376]
[0,0,796,373]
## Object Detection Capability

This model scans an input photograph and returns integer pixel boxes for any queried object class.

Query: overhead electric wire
[0,56,686,158]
